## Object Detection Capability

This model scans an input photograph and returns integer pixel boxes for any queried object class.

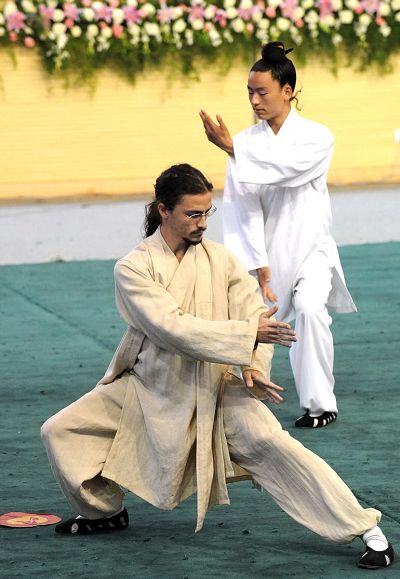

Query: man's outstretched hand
[242,369,284,404]
[199,110,234,155]
[256,305,296,348]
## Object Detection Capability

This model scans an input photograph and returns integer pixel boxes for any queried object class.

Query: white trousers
[289,252,337,416]
[41,375,380,543]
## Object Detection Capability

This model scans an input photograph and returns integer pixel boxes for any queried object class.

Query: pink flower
[246,22,254,32]
[112,23,124,37]
[375,15,385,25]
[94,5,113,22]
[157,5,175,23]
[189,5,205,21]
[318,0,334,19]
[354,5,363,13]
[214,8,227,26]
[65,17,75,28]
[361,0,379,14]
[123,6,142,23]
[24,36,36,48]
[204,21,212,31]
[295,18,304,27]
[81,0,92,7]
[108,0,120,7]
[63,3,80,21]
[9,31,18,42]
[6,11,26,32]
[265,6,276,18]
[281,0,298,20]
[39,5,55,22]
[238,6,255,20]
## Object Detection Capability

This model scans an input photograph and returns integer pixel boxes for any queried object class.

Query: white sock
[76,506,124,520]
[362,526,389,551]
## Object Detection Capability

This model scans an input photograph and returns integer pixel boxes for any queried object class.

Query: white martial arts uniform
[223,109,356,416]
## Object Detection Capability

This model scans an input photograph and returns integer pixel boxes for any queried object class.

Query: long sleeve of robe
[223,109,356,322]
[98,229,273,531]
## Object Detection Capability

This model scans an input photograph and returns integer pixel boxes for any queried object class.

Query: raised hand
[199,109,234,155]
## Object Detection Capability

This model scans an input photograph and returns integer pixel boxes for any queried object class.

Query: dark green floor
[1,242,399,578]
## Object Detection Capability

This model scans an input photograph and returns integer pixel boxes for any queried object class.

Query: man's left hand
[199,110,234,155]
[242,369,284,404]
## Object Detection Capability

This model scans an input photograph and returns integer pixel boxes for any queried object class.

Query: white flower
[24,26,33,34]
[0,27,5,37]
[128,23,140,36]
[277,16,291,30]
[101,26,113,38]
[52,22,66,36]
[141,32,149,43]
[321,14,335,26]
[379,2,391,15]
[86,23,99,38]
[141,3,156,17]
[204,6,215,19]
[395,11,400,21]
[293,7,304,19]
[226,7,238,18]
[231,17,245,32]
[359,13,371,26]
[345,0,359,9]
[301,0,314,9]
[332,32,342,44]
[4,3,18,17]
[224,0,236,8]
[290,27,302,44]
[82,8,95,22]
[185,28,194,44]
[144,22,160,36]
[209,30,222,46]
[257,18,270,29]
[339,9,353,23]
[53,9,65,22]
[223,29,234,41]
[126,0,138,6]
[304,9,319,23]
[112,8,125,24]
[173,7,183,18]
[172,18,186,33]
[269,0,282,7]
[331,0,343,9]
[0,14,4,25]
[92,1,103,11]
[256,29,268,41]
[379,24,391,35]
[21,0,36,13]
[239,0,253,8]
[252,10,262,22]
[191,18,204,30]
[391,0,400,9]
[71,25,82,37]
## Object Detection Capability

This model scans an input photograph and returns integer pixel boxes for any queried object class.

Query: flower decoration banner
[0,0,399,80]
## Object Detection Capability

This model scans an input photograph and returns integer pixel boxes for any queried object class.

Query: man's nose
[250,93,260,105]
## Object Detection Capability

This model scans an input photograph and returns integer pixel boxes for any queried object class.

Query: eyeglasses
[185,205,217,220]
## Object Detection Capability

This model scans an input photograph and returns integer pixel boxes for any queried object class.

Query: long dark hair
[144,163,213,237]
[251,41,300,106]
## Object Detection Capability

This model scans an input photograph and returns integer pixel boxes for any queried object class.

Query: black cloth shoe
[294,410,337,428]
[357,542,394,569]
[55,507,129,535]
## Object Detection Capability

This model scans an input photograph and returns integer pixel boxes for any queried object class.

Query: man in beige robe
[41,164,393,570]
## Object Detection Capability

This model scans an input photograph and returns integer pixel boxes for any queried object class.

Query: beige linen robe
[98,228,273,531]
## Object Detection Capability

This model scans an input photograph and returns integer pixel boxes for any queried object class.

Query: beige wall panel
[0,49,399,202]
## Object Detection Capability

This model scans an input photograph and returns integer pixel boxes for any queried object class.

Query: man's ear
[283,83,293,101]
[158,202,168,219]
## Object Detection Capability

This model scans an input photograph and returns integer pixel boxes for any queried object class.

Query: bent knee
[40,413,63,448]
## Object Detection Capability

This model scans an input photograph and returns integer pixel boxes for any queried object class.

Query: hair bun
[261,42,293,63]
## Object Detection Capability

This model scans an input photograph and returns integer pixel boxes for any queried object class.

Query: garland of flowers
[1,0,400,82]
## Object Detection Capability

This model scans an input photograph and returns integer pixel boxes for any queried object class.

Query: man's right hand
[256,305,296,348]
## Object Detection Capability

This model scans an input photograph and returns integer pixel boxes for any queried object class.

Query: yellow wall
[0,48,399,202]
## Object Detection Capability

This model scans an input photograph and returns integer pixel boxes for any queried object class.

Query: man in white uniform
[41,164,393,570]
[200,42,355,429]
